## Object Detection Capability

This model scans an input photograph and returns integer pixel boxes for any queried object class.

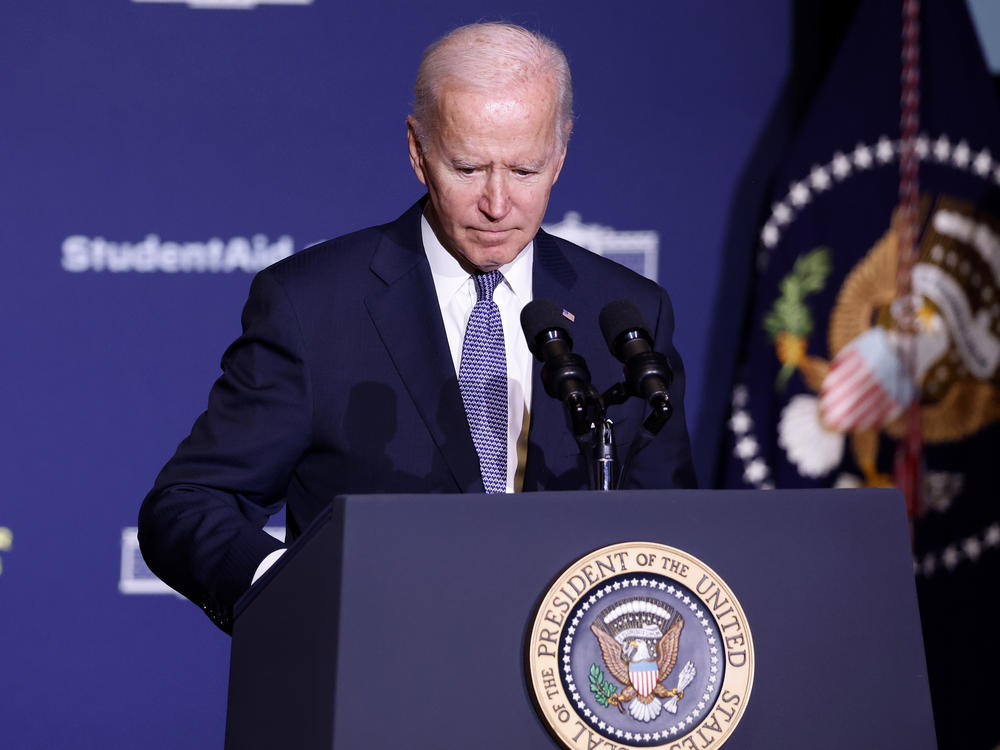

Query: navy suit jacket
[138,200,696,631]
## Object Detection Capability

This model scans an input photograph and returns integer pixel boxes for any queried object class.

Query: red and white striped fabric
[820,328,915,432]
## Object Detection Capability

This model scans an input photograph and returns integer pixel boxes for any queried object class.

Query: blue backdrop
[0,2,792,747]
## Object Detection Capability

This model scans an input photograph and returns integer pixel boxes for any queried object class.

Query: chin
[463,237,527,271]
[468,250,519,272]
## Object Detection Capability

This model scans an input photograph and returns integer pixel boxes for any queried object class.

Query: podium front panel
[227,489,935,749]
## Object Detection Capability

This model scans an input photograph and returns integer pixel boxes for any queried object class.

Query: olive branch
[762,246,832,390]
[589,663,617,707]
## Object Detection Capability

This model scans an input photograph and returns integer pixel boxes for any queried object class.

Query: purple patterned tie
[459,270,508,493]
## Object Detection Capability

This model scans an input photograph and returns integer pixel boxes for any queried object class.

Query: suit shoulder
[257,223,386,286]
[253,201,425,292]
[543,230,665,297]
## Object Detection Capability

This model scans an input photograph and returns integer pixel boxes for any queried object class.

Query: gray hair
[412,22,574,152]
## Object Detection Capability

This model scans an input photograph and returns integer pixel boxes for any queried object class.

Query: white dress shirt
[252,210,535,585]
[421,213,534,493]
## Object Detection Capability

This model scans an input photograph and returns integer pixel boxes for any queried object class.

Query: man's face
[407,78,567,273]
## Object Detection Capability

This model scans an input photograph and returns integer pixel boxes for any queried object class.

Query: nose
[478,170,511,222]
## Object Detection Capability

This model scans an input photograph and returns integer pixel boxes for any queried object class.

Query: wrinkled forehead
[431,79,562,137]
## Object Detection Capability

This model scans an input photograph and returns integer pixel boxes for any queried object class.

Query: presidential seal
[528,542,753,750]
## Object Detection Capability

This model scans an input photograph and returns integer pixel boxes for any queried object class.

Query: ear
[551,143,568,185]
[550,119,571,184]
[407,116,428,186]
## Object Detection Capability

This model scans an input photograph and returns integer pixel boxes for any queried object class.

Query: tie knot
[473,270,504,302]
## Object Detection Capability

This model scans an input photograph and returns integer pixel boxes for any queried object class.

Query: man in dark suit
[139,22,696,632]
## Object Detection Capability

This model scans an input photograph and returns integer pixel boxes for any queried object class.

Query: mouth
[470,227,518,246]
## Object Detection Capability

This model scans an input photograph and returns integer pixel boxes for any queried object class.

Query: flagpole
[895,0,923,525]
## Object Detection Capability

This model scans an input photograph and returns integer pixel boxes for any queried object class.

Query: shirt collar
[421,211,533,304]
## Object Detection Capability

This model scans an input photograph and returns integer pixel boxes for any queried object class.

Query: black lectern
[225,490,936,749]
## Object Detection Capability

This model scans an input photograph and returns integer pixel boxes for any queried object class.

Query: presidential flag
[720,1,1000,747]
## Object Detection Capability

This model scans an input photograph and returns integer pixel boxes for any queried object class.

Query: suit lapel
[364,204,484,493]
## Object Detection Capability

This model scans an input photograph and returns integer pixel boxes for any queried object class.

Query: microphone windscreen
[598,299,650,354]
[520,298,571,343]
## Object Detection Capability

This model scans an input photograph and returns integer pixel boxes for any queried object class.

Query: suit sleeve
[138,269,312,632]
[623,286,699,490]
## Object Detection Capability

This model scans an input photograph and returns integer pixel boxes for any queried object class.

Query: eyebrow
[449,158,548,171]
[511,159,547,171]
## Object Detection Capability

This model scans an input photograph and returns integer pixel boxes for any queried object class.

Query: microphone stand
[574,385,619,492]
[567,385,611,491]
[600,381,672,489]
[594,417,618,491]
[565,378,675,491]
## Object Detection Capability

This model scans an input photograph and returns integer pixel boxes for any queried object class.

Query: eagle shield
[629,660,659,697]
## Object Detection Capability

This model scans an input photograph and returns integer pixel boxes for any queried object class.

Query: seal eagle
[590,597,686,722]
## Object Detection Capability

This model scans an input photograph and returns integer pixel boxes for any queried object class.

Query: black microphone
[598,299,673,430]
[520,299,594,435]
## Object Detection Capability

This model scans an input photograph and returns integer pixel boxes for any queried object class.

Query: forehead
[431,79,560,158]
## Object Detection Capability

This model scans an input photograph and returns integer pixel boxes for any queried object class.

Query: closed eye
[451,161,479,175]
[513,163,545,176]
